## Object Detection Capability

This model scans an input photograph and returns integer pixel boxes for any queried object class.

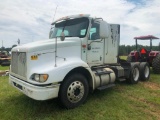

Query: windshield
[49,17,89,39]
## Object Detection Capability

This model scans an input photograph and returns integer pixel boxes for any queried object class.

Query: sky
[0,0,160,48]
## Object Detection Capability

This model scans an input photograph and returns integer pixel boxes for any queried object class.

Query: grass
[0,65,9,71]
[0,66,160,119]
[119,56,127,60]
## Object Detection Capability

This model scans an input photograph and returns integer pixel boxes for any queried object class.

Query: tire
[59,73,89,109]
[152,54,160,74]
[139,62,150,81]
[127,63,140,84]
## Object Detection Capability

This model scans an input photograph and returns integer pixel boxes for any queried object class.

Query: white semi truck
[9,14,150,109]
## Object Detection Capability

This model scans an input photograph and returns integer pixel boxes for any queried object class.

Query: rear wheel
[139,62,150,81]
[59,73,89,109]
[152,54,160,74]
[127,63,140,84]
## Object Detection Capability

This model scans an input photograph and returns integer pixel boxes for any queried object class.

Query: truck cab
[9,14,150,109]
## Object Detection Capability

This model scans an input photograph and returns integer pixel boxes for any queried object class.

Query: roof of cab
[51,14,90,25]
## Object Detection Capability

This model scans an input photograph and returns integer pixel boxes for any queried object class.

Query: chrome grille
[11,52,26,78]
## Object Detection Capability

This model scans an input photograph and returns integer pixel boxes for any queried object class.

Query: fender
[29,58,95,87]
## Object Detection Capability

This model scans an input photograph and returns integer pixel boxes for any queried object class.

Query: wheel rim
[133,67,139,81]
[144,66,149,78]
[67,81,84,103]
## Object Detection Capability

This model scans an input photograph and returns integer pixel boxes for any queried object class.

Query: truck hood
[12,37,81,52]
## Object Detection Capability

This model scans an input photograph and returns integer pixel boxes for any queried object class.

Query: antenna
[52,5,58,22]
[50,5,58,38]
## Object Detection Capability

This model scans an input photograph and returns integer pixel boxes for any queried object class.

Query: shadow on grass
[3,89,118,120]
[3,94,67,119]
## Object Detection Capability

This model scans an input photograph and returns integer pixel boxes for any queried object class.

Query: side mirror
[87,44,91,50]
[60,32,65,41]
[99,21,110,39]
[49,26,54,39]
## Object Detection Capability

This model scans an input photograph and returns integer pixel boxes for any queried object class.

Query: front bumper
[9,75,60,100]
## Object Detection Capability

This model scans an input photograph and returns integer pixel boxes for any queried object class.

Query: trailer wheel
[139,62,150,81]
[127,64,140,84]
[59,73,89,109]
[152,54,160,74]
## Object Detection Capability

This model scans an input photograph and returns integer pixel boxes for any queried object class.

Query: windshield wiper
[65,35,84,38]
[65,35,74,37]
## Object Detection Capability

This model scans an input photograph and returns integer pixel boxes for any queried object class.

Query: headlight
[33,74,49,83]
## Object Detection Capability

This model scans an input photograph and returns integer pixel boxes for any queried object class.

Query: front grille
[11,52,26,78]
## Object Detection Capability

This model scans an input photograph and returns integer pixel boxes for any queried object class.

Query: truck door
[87,22,104,65]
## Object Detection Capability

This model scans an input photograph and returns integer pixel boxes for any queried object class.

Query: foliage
[12,45,17,48]
[119,44,160,55]
[0,66,9,71]
[0,44,17,52]
[1,43,160,55]
[0,47,12,52]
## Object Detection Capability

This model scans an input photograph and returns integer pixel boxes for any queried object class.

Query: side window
[89,22,100,40]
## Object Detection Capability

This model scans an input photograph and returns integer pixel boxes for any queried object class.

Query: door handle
[100,56,102,61]
[88,44,91,50]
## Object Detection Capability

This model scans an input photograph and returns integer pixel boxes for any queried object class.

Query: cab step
[97,84,115,90]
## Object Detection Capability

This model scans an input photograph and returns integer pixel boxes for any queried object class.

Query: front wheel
[59,73,89,109]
